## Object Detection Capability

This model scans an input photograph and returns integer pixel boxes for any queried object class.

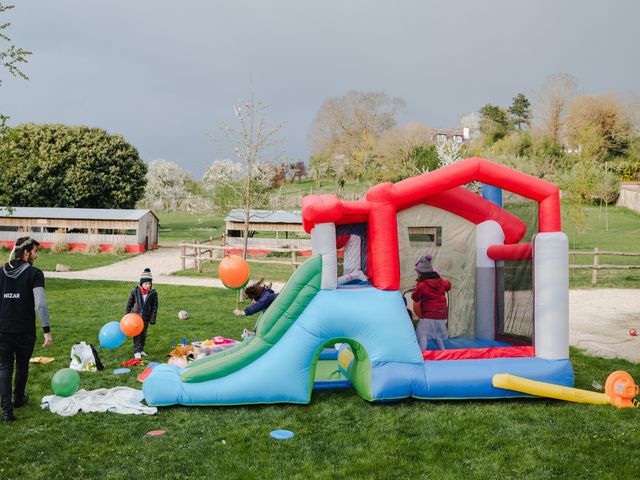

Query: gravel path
[44,249,640,363]
[44,248,286,289]
[569,289,640,363]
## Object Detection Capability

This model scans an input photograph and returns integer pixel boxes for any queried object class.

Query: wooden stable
[224,209,311,252]
[0,207,159,253]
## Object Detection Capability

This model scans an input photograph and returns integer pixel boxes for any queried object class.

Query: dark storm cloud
[3,0,639,176]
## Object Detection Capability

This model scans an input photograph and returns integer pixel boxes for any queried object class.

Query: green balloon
[51,368,81,397]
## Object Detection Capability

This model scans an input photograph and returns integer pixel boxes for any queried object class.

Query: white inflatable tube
[311,222,337,290]
[476,221,504,340]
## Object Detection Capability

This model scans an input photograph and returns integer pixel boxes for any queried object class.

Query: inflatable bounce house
[144,157,572,406]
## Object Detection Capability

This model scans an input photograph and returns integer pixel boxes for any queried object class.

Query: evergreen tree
[509,93,532,130]
[479,104,511,143]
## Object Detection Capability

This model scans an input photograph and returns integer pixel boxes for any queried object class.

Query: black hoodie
[0,260,46,333]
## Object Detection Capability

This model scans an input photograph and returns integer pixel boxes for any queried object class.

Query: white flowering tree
[144,159,190,211]
[436,139,464,166]
[209,91,285,259]
[436,139,481,193]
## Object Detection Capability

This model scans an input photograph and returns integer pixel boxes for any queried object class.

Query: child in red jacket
[411,254,451,350]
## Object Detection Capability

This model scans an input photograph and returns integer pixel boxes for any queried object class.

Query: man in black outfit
[0,237,52,422]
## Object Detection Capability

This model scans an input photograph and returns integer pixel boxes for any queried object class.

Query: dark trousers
[0,332,36,413]
[133,321,149,354]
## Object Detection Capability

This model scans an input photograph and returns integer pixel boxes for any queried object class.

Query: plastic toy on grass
[218,255,250,290]
[178,310,189,320]
[120,313,144,336]
[270,430,295,440]
[492,371,639,408]
[51,368,81,397]
[99,321,126,349]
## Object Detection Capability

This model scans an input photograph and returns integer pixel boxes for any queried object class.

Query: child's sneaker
[140,351,148,357]
[134,352,142,360]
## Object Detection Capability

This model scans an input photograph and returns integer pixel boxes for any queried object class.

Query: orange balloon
[120,313,144,337]
[218,255,250,289]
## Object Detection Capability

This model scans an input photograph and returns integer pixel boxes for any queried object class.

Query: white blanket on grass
[41,387,157,416]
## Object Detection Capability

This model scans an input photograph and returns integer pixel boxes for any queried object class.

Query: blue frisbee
[113,368,131,375]
[270,429,295,440]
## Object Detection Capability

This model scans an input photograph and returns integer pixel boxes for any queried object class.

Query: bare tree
[308,90,405,180]
[621,92,640,137]
[565,94,632,160]
[212,90,285,259]
[374,123,433,180]
[532,73,578,145]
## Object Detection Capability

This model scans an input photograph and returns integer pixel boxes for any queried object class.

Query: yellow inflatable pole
[492,374,612,405]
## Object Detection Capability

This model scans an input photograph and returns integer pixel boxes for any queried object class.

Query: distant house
[0,207,159,253]
[431,127,471,146]
[224,209,311,251]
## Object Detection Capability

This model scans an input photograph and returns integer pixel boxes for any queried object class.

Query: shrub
[85,242,102,255]
[51,229,69,253]
[85,229,102,255]
[111,241,126,255]
[607,159,640,181]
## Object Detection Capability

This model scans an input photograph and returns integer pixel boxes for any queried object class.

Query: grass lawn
[2,279,640,479]
[157,212,224,244]
[563,205,640,288]
[0,248,134,272]
[174,255,301,283]
[274,178,372,202]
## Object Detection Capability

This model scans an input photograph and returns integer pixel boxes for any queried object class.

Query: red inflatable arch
[302,157,561,290]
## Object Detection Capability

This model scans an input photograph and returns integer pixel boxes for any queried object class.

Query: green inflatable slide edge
[180,255,322,383]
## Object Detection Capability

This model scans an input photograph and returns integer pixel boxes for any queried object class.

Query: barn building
[224,209,311,252]
[0,207,159,253]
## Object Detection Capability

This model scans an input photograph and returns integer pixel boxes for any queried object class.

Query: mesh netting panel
[336,223,368,276]
[496,259,533,344]
[502,193,539,242]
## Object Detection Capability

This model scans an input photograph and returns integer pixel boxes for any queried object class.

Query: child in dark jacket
[411,254,451,350]
[233,278,278,318]
[126,268,158,359]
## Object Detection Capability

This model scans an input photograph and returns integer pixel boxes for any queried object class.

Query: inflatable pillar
[533,232,569,359]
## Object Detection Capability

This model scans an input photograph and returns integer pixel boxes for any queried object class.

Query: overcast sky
[3,0,639,177]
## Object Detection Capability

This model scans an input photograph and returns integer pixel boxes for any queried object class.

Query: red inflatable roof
[301,157,561,289]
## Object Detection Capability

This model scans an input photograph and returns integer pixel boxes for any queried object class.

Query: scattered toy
[270,429,295,440]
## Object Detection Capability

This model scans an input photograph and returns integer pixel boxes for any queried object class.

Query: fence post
[591,247,599,285]
[181,245,186,270]
[291,249,297,271]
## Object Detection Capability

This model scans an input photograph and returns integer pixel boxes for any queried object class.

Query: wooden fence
[570,248,640,285]
[180,238,305,273]
[180,237,220,272]
[181,242,640,284]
